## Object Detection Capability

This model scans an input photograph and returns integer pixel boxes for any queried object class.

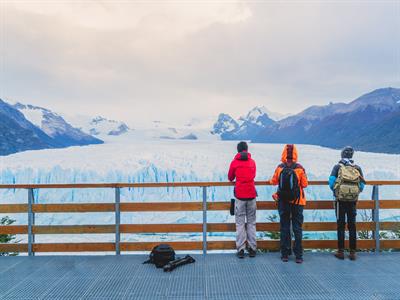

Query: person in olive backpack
[329,146,365,261]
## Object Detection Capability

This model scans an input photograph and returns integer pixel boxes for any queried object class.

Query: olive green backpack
[334,164,361,201]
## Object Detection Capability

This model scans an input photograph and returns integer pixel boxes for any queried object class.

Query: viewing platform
[0,181,400,299]
[1,253,400,299]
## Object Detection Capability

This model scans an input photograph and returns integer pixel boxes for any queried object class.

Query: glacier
[1,137,399,244]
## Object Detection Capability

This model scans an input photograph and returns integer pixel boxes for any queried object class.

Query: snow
[65,114,130,138]
[17,105,44,128]
[184,115,218,129]
[240,106,290,122]
[1,139,399,243]
[221,120,236,132]
[242,107,265,123]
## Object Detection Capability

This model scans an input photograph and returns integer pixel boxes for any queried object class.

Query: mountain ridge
[0,99,103,156]
[14,103,103,147]
[212,87,400,154]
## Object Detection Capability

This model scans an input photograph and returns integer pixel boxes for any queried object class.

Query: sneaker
[248,248,257,258]
[295,257,303,264]
[349,251,357,261]
[334,250,345,260]
[237,249,245,259]
[281,255,289,262]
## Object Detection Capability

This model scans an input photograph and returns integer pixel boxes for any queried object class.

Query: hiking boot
[349,251,357,261]
[237,249,245,259]
[281,255,289,262]
[334,250,345,260]
[248,248,257,258]
[296,257,303,264]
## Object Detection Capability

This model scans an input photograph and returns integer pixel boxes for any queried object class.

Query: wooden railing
[0,181,400,255]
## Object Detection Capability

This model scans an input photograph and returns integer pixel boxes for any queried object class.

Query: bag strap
[143,251,155,264]
[143,259,151,265]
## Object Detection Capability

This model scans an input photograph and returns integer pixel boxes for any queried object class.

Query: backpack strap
[282,162,298,169]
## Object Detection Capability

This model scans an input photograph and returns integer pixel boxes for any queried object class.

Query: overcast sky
[1,0,399,123]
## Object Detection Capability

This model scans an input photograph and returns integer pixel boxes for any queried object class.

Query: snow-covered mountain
[212,87,400,154]
[0,99,59,155]
[66,115,131,138]
[128,119,218,141]
[279,88,400,129]
[13,103,103,147]
[211,107,276,140]
[4,87,400,156]
[238,106,275,125]
[254,87,400,153]
[211,114,239,136]
[247,106,290,122]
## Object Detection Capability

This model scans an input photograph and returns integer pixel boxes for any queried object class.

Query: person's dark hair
[341,146,354,159]
[237,141,248,153]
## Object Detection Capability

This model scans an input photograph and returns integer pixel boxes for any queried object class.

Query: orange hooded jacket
[271,144,308,206]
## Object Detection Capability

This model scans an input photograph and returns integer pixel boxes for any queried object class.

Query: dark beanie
[341,146,354,159]
[237,141,248,153]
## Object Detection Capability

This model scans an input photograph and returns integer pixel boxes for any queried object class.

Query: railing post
[372,185,380,253]
[115,187,121,255]
[27,188,35,256]
[202,186,207,256]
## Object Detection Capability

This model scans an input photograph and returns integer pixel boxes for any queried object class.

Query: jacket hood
[235,151,251,161]
[281,144,298,163]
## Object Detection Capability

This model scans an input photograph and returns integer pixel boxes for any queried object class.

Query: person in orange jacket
[271,144,308,263]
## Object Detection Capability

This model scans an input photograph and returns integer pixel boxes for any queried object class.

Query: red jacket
[228,151,257,200]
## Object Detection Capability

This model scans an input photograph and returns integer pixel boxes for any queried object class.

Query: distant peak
[90,116,119,125]
[14,102,51,112]
[241,106,288,122]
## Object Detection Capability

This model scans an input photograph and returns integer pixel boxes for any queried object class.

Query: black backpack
[278,163,301,204]
[143,244,175,268]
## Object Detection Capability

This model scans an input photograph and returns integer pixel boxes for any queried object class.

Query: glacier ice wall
[0,141,399,243]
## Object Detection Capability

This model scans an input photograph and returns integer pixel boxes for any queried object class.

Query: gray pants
[235,199,257,251]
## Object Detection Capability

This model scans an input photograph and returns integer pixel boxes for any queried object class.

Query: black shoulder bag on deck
[278,163,301,204]
[143,244,175,268]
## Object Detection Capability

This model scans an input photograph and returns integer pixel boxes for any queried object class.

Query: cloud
[1,1,399,124]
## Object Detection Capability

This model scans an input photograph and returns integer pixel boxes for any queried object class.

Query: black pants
[335,201,357,251]
[278,201,304,258]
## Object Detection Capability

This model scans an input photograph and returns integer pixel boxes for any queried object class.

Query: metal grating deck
[1,253,400,299]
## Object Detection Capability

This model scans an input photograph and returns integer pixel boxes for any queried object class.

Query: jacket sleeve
[356,165,365,192]
[328,176,336,191]
[270,167,280,185]
[329,165,339,191]
[300,169,308,188]
[360,182,365,192]
[228,161,236,182]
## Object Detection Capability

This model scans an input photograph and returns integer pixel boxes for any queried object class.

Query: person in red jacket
[228,141,257,259]
[271,144,308,263]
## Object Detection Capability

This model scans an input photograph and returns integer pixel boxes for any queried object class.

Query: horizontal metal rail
[3,221,399,235]
[0,180,399,189]
[3,200,400,214]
